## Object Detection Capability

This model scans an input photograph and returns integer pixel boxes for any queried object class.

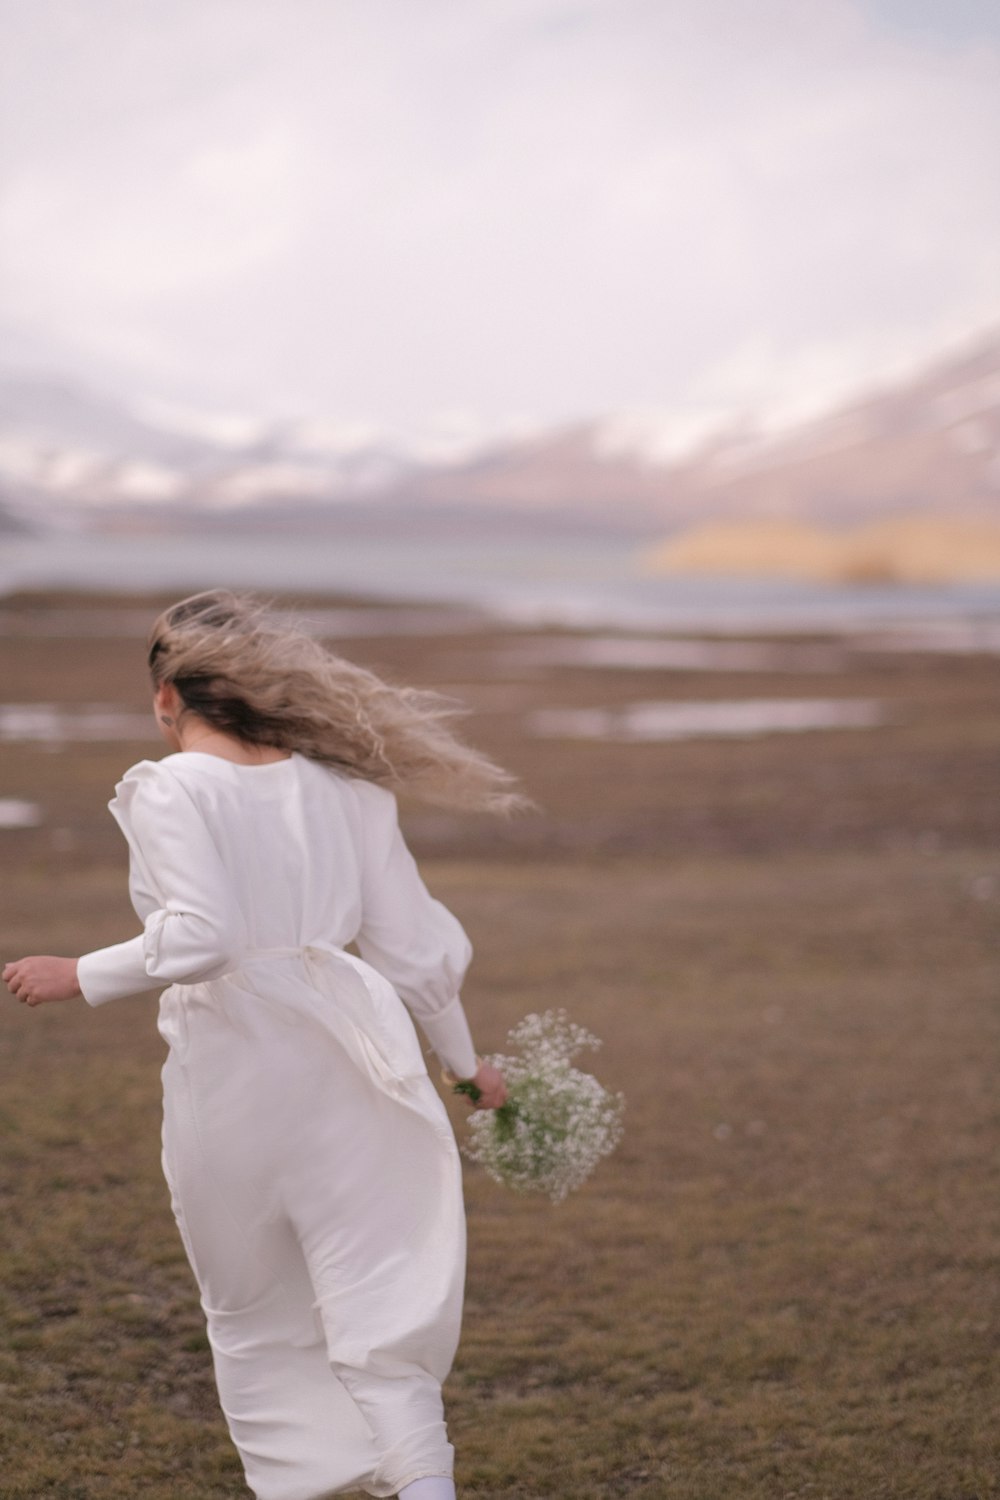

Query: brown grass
[1,590,998,1498]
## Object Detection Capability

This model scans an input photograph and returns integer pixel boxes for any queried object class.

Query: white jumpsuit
[76,751,480,1500]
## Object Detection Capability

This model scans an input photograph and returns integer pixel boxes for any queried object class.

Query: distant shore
[644,512,1000,587]
[4,528,1000,635]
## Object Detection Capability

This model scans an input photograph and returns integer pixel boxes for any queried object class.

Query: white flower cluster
[462,1009,625,1203]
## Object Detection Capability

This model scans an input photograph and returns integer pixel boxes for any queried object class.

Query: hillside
[0,329,997,578]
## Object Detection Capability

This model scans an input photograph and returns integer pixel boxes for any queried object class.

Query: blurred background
[1,0,999,626]
[2,8,1000,1496]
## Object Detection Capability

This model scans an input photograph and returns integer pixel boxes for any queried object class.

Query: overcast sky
[2,0,999,453]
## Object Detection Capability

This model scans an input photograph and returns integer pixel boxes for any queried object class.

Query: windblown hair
[148,590,524,813]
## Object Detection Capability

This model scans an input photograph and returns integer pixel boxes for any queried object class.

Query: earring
[159,714,175,727]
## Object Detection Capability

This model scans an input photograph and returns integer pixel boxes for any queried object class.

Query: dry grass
[1,590,998,1498]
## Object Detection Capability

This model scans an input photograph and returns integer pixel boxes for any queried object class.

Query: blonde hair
[148,590,524,813]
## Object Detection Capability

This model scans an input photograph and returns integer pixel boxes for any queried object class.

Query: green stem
[452,1078,482,1103]
[452,1080,521,1141]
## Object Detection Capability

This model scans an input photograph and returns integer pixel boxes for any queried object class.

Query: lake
[3,525,1000,635]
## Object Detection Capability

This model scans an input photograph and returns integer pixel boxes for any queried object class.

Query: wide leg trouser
[159,997,465,1500]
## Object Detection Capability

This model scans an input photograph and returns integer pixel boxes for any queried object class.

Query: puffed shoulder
[113,754,191,788]
[111,756,169,804]
[115,756,167,786]
[121,751,223,780]
[109,756,206,830]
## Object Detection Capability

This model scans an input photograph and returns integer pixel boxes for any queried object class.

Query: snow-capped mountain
[1,328,997,548]
[639,330,1000,528]
[390,329,1000,528]
[0,373,417,520]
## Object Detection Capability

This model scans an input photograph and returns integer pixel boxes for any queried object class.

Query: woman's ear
[152,681,184,749]
[153,681,182,723]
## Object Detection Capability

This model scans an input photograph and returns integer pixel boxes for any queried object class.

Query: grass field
[1,590,998,1498]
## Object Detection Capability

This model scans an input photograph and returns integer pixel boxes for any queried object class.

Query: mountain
[0,501,32,535]
[642,330,1000,529]
[0,328,997,563]
[400,328,1000,531]
[0,374,224,464]
[636,331,1000,581]
[0,373,415,517]
[381,423,672,530]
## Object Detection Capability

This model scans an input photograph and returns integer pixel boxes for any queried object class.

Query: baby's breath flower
[455,1009,624,1203]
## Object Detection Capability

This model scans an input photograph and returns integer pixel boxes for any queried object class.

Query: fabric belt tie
[234,942,428,1099]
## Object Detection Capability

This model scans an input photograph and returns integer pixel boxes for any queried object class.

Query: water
[529,698,886,743]
[0,695,889,750]
[3,526,1000,635]
[0,797,42,828]
[0,703,154,743]
[501,636,848,672]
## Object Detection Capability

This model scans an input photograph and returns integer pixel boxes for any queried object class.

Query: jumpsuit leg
[286,1068,464,1493]
[161,1023,464,1500]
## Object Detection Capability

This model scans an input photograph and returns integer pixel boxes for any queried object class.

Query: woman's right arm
[352,780,505,1102]
[77,764,247,1006]
[3,955,81,1007]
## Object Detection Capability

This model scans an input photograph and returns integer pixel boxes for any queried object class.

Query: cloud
[1,0,998,437]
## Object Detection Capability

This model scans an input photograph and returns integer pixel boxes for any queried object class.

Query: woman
[3,590,515,1500]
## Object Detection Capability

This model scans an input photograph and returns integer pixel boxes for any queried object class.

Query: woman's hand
[468,1059,507,1110]
[3,956,82,1008]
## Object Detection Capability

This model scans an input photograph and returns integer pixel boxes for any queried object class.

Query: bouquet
[452,1009,625,1203]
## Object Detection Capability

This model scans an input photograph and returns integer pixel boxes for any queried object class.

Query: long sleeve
[77,762,248,1007]
[352,781,478,1080]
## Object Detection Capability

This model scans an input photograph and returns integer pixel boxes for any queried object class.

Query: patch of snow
[131,395,270,449]
[591,406,728,467]
[113,460,185,502]
[0,703,155,743]
[206,463,334,505]
[931,373,1000,427]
